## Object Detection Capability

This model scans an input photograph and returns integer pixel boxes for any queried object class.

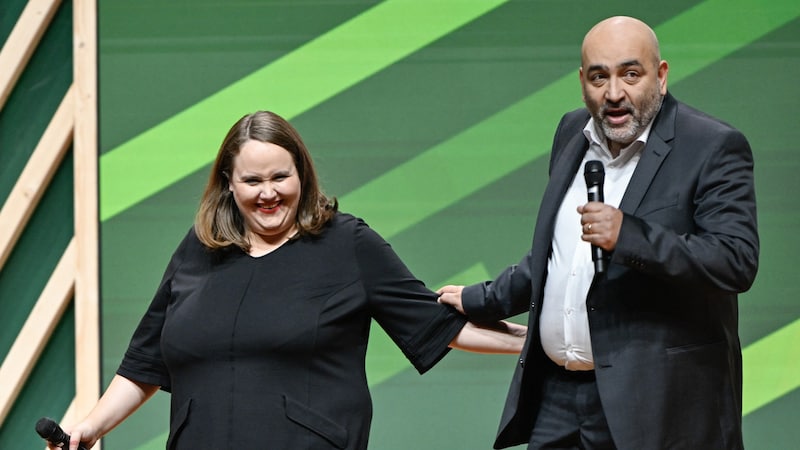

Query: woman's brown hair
[194,111,337,251]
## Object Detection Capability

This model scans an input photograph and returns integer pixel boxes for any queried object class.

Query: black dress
[117,212,467,449]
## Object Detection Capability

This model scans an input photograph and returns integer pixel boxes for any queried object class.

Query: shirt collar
[583,116,654,167]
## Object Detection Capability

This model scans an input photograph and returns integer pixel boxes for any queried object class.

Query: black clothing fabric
[117,212,466,449]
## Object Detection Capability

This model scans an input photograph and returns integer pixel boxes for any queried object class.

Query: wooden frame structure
[0,0,100,440]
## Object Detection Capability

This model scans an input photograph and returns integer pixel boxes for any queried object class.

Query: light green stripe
[343,0,800,238]
[661,0,800,83]
[742,319,800,415]
[341,75,579,236]
[100,0,508,221]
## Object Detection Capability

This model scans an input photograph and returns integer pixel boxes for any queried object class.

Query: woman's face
[228,139,301,249]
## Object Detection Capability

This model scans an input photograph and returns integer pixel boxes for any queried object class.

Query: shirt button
[519,358,525,367]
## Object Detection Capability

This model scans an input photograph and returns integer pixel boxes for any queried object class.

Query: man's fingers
[436,284,458,295]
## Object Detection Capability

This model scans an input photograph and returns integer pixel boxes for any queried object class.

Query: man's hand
[436,285,465,314]
[578,202,623,251]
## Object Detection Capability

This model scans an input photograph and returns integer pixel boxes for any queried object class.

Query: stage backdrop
[95,1,798,448]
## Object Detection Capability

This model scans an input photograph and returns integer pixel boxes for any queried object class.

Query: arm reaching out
[47,375,159,450]
[449,320,527,354]
[439,284,526,353]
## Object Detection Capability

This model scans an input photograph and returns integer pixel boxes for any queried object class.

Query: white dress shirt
[539,118,651,370]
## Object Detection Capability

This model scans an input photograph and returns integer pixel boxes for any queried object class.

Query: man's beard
[592,88,663,147]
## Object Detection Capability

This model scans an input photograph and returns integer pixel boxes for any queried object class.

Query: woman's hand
[43,375,160,450]
[41,420,98,450]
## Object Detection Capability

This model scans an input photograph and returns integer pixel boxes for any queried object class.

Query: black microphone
[583,160,607,274]
[36,417,88,450]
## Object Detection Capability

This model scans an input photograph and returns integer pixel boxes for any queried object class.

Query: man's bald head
[582,16,661,69]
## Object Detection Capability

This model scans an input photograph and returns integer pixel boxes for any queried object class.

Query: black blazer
[462,93,759,450]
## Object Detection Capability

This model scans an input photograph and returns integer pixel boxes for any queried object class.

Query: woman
[52,111,524,450]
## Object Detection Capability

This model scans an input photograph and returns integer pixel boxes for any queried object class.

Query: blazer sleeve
[461,250,534,322]
[352,218,467,374]
[116,228,196,391]
[613,117,759,293]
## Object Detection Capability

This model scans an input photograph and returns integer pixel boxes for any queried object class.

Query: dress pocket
[283,395,348,449]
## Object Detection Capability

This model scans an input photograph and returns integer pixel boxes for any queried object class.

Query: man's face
[580,25,667,153]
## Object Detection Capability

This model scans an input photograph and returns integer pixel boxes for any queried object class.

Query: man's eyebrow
[618,59,643,68]
[586,59,644,73]
[587,64,608,72]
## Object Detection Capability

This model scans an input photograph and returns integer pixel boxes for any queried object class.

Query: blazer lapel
[536,131,588,248]
[618,94,677,215]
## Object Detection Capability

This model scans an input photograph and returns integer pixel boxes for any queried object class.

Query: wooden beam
[0,239,76,425]
[72,0,101,425]
[0,0,63,111]
[0,86,74,271]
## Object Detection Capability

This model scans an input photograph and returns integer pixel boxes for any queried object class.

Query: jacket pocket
[283,395,348,449]
[665,339,725,356]
[166,398,192,450]
[637,193,680,217]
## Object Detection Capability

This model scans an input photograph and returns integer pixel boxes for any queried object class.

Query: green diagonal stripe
[342,0,800,238]
[99,0,508,221]
[742,318,800,415]
[341,75,579,237]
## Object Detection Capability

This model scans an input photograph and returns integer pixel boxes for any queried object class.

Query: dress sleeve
[115,228,195,391]
[353,217,467,374]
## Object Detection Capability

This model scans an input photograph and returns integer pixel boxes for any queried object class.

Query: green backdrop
[4,0,798,448]
[98,1,800,449]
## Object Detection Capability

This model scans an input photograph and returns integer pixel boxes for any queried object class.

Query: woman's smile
[257,201,281,214]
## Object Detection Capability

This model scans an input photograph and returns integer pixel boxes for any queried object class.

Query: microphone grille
[584,160,605,186]
[35,417,57,438]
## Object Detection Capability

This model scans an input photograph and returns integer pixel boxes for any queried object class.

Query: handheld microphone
[35,417,88,450]
[583,160,607,274]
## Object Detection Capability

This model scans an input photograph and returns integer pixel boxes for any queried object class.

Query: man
[438,16,758,450]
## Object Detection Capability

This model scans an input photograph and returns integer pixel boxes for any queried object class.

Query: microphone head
[36,417,86,450]
[584,160,605,187]
[36,417,58,438]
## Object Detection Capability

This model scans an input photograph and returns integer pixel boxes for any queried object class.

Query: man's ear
[657,60,669,95]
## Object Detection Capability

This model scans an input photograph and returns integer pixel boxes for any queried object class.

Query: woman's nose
[258,183,276,199]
